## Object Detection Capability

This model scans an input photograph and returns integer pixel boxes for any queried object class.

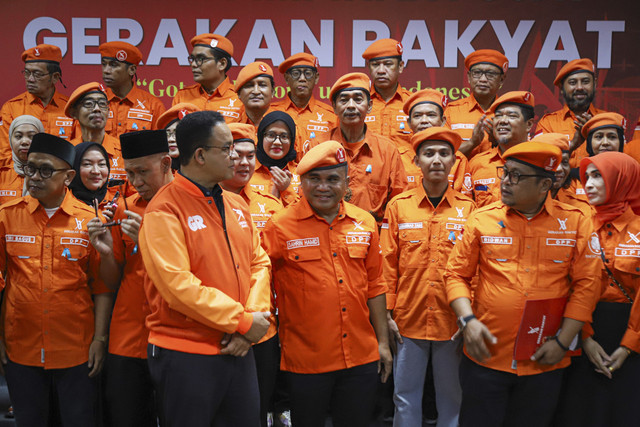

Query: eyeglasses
[202,143,235,155]
[23,164,69,179]
[264,132,290,143]
[187,55,215,67]
[470,69,502,81]
[166,129,176,139]
[287,68,316,80]
[497,167,543,184]
[80,98,109,110]
[21,70,51,80]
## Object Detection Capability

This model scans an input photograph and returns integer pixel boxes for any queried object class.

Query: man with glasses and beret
[0,133,112,426]
[273,53,336,151]
[172,34,241,123]
[98,41,166,137]
[444,141,600,427]
[0,44,74,161]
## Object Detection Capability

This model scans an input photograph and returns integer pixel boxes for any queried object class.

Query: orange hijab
[580,152,640,224]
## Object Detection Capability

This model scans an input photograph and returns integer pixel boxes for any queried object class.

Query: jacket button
[339,279,343,283]
[343,333,347,338]
[342,307,346,312]
[333,253,337,257]
[295,256,299,260]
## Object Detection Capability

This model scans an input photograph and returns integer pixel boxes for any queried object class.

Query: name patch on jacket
[6,234,35,243]
[615,247,640,258]
[481,236,512,244]
[398,222,423,230]
[0,190,17,197]
[60,237,89,247]
[546,238,576,247]
[446,223,464,230]
[287,237,320,249]
[346,232,371,245]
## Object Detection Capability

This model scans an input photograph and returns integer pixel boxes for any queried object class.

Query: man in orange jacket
[0,133,112,426]
[98,41,166,136]
[444,141,600,426]
[262,141,392,427]
[0,44,74,160]
[88,130,173,427]
[139,111,271,426]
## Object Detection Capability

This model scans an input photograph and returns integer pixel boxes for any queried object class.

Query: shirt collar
[415,183,455,210]
[199,76,233,98]
[370,84,403,103]
[608,206,636,232]
[26,189,77,216]
[176,171,222,198]
[296,197,351,223]
[561,104,599,120]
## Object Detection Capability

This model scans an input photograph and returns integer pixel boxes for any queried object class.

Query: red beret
[411,127,462,153]
[99,41,142,65]
[553,58,595,87]
[329,73,371,102]
[278,52,319,74]
[531,133,571,152]
[228,123,256,143]
[234,61,274,92]
[362,38,403,60]
[65,82,108,118]
[503,141,562,173]
[464,49,508,73]
[403,89,448,116]
[190,33,234,57]
[157,103,200,129]
[22,44,62,64]
[297,141,347,175]
[581,112,627,139]
[488,91,535,114]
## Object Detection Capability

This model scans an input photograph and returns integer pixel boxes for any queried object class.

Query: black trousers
[147,344,260,427]
[253,334,280,427]
[459,356,563,427]
[103,353,156,427]
[4,359,97,427]
[286,361,378,427]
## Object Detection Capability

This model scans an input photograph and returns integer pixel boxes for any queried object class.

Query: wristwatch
[457,314,477,330]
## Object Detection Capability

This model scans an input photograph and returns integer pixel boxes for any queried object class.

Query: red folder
[513,297,568,360]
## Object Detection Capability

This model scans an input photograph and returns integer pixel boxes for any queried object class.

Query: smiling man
[0,44,74,160]
[98,41,165,137]
[467,91,535,207]
[172,34,241,123]
[444,141,600,427]
[235,61,277,128]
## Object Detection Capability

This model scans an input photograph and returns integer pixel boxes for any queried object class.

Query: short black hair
[211,48,232,73]
[46,62,62,76]
[176,111,226,166]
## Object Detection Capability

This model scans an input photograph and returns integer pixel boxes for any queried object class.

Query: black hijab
[256,111,297,169]
[69,141,111,205]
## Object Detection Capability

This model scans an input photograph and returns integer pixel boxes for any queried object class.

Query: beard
[562,89,595,112]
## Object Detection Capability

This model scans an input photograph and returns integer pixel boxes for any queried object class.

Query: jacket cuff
[236,312,254,335]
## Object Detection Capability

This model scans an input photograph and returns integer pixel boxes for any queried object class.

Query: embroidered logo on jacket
[188,215,207,231]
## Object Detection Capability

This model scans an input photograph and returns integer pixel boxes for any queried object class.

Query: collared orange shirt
[381,185,475,340]
[140,173,271,355]
[272,95,337,149]
[104,86,166,137]
[239,183,283,230]
[249,162,300,207]
[444,94,493,159]
[172,77,241,123]
[0,91,74,160]
[555,181,592,216]
[365,85,412,148]
[468,146,504,207]
[311,127,408,223]
[261,198,386,373]
[108,194,149,359]
[535,104,607,167]
[623,137,640,164]
[445,196,600,375]
[0,163,24,206]
[0,190,109,369]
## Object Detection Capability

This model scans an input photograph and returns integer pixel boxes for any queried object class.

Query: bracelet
[93,335,108,344]
[621,346,632,356]
[553,335,569,352]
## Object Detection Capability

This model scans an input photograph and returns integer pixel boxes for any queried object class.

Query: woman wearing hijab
[70,141,112,208]
[557,151,640,427]
[251,111,300,206]
[0,115,44,205]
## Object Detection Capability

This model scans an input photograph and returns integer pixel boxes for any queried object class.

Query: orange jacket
[444,94,494,159]
[535,104,607,167]
[468,146,504,207]
[108,194,150,359]
[365,85,412,148]
[139,173,271,355]
[172,77,241,123]
[0,190,109,369]
[445,196,600,375]
[272,95,337,149]
[104,86,166,136]
[249,162,300,207]
[381,185,476,340]
[0,163,24,206]
[0,91,74,160]
[311,128,408,223]
[261,198,386,373]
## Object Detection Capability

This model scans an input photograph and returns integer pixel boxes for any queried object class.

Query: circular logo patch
[442,95,448,108]
[588,232,601,255]
[502,61,509,73]
[34,48,41,57]
[116,50,127,61]
[98,83,107,93]
[210,39,218,48]
[314,57,319,68]
[179,109,189,119]
[336,147,346,162]
[258,64,267,72]
[397,42,403,54]
[523,92,531,102]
